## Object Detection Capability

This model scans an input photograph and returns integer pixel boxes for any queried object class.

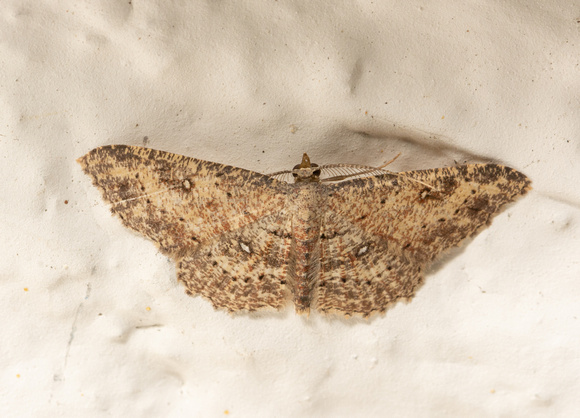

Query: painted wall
[1,1,578,416]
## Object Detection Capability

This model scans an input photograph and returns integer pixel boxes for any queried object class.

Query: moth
[78,145,530,317]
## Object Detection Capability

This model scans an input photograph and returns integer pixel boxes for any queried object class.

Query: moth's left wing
[314,164,530,316]
[325,164,531,264]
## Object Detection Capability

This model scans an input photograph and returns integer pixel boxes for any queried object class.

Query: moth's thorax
[287,183,326,313]
[288,183,326,225]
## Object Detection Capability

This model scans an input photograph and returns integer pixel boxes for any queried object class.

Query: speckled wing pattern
[315,165,531,315]
[78,145,530,317]
[78,145,292,311]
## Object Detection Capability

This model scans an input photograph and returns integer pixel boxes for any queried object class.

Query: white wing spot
[357,245,369,256]
[182,179,191,189]
[240,242,251,254]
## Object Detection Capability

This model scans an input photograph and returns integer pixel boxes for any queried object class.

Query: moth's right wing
[78,145,290,257]
[177,212,294,312]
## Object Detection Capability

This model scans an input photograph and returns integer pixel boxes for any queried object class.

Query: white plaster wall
[1,1,579,416]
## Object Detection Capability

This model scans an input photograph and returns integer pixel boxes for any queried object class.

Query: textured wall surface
[1,1,578,416]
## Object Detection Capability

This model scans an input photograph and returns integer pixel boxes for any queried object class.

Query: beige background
[1,1,579,416]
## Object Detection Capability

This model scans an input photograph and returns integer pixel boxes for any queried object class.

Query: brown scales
[78,145,531,317]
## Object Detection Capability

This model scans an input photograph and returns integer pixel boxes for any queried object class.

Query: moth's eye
[313,170,321,176]
[292,173,298,177]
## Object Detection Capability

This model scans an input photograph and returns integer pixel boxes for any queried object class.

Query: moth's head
[292,153,321,183]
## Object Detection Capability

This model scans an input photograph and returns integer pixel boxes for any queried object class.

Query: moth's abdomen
[287,185,324,313]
